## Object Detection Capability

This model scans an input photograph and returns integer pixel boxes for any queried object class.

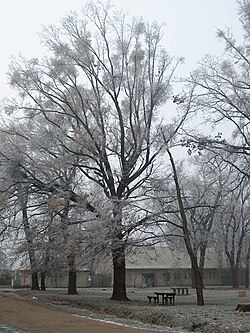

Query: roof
[126,246,228,270]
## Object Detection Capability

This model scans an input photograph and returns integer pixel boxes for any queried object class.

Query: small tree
[167,149,204,305]
[182,153,225,287]
[218,177,250,288]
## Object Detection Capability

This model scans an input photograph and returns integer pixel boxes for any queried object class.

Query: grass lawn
[14,287,250,333]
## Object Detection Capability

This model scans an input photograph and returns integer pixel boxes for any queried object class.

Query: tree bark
[67,254,78,295]
[31,272,40,291]
[231,265,239,289]
[190,258,204,305]
[191,270,195,289]
[199,245,206,289]
[40,246,50,291]
[110,202,129,301]
[40,271,46,291]
[110,244,128,301]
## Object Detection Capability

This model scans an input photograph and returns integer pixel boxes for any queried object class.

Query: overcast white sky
[0,0,242,100]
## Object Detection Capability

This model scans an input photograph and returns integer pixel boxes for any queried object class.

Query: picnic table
[172,287,189,295]
[153,292,176,305]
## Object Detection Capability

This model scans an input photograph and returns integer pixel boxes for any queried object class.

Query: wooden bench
[172,287,189,295]
[163,294,175,305]
[235,303,250,312]
[147,296,158,305]
[154,292,176,305]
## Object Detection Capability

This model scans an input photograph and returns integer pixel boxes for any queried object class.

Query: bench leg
[147,296,158,305]
[147,297,152,304]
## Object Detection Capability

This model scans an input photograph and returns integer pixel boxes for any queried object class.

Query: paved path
[0,295,171,333]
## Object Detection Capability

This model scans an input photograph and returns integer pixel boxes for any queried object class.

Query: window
[182,271,190,279]
[163,272,170,281]
[142,273,155,287]
[174,271,180,281]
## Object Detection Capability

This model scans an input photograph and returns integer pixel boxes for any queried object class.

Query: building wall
[125,268,247,288]
[91,273,112,287]
[13,270,90,289]
[45,271,90,288]
[14,270,31,288]
[126,269,191,288]
[12,267,248,288]
[0,270,12,287]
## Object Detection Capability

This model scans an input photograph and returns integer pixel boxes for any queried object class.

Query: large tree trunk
[191,270,196,289]
[199,245,207,288]
[40,271,46,291]
[40,221,53,292]
[110,244,128,301]
[40,247,50,291]
[58,200,78,295]
[110,202,128,301]
[25,229,40,290]
[67,254,78,295]
[31,272,39,290]
[190,255,204,305]
[183,230,204,304]
[68,271,78,295]
[231,265,239,289]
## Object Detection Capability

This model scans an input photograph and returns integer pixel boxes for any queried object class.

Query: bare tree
[0,133,40,290]
[218,176,250,288]
[179,0,250,174]
[0,115,95,292]
[181,153,226,286]
[6,2,180,300]
[167,149,204,305]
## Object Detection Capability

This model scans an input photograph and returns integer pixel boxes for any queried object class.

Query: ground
[0,287,249,333]
[0,292,170,333]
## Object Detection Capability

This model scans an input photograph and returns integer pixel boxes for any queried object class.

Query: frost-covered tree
[182,154,225,286]
[171,0,250,291]
[179,0,250,177]
[0,115,95,292]
[0,128,41,290]
[217,175,250,288]
[6,2,181,300]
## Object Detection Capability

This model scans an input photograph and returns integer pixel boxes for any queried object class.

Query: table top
[155,292,176,296]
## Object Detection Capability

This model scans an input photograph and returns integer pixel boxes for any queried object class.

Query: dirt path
[0,294,170,333]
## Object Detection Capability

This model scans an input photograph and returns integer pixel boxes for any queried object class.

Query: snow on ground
[14,287,250,333]
[0,324,26,333]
